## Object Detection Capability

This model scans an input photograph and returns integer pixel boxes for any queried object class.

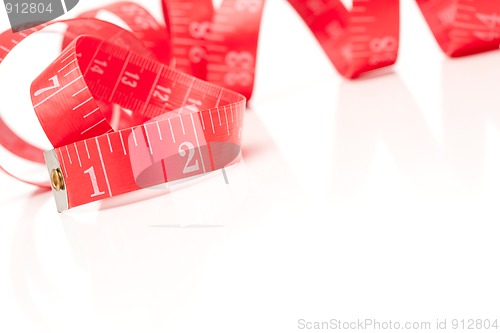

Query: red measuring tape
[1,0,499,212]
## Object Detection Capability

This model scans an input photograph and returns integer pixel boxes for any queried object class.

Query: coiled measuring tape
[1,0,499,212]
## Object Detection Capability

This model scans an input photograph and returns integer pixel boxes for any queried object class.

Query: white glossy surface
[1,1,499,332]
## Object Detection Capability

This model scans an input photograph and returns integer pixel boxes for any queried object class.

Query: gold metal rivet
[51,169,65,191]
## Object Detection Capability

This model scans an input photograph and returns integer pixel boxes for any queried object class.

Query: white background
[1,0,500,332]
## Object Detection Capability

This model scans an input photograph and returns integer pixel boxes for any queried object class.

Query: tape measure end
[44,150,69,213]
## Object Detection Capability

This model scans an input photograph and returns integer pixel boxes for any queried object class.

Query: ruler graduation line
[95,137,112,197]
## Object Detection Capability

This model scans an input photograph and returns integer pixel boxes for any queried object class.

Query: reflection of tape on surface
[129,108,241,190]
[5,0,79,32]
